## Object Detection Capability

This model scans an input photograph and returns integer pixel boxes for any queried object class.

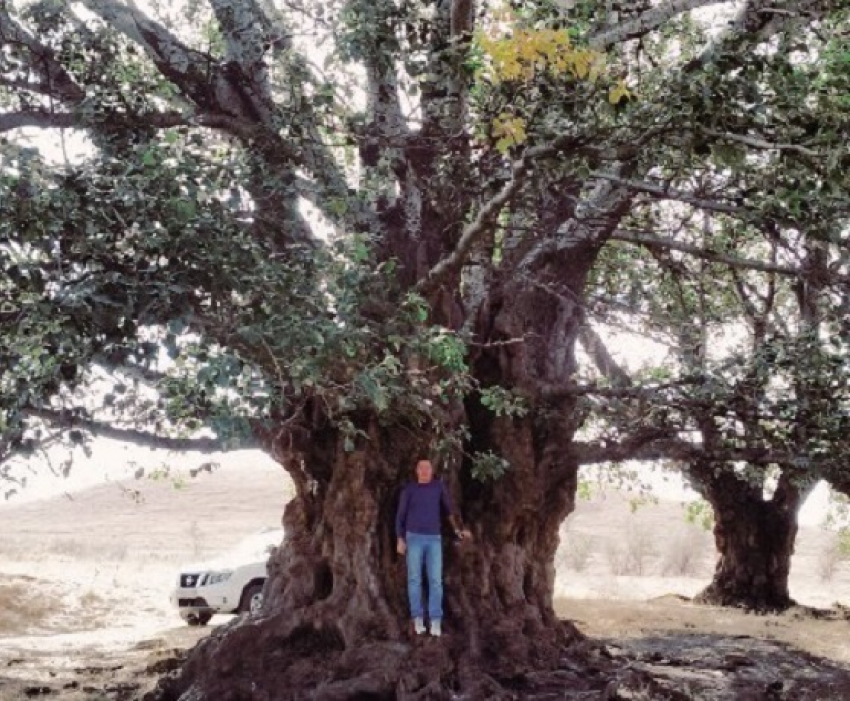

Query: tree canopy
[2,0,848,468]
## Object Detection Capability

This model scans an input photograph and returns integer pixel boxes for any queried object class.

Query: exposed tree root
[693,585,795,614]
[146,614,636,701]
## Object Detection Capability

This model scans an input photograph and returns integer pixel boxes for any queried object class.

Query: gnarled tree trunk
[150,222,618,699]
[693,467,812,612]
[150,409,600,701]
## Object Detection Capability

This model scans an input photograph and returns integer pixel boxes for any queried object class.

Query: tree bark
[149,406,603,701]
[150,210,607,698]
[693,468,811,612]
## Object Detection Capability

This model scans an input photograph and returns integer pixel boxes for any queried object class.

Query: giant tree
[588,222,848,610]
[2,0,848,697]
[583,35,850,607]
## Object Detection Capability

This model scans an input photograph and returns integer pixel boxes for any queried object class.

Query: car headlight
[204,571,233,586]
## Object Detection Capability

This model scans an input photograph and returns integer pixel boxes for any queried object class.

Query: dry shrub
[0,580,59,635]
[79,589,103,608]
[604,541,629,576]
[606,526,656,576]
[39,538,129,561]
[816,529,850,583]
[662,530,708,577]
[817,538,841,583]
[558,530,594,573]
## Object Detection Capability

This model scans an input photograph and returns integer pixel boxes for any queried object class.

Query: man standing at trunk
[396,459,471,637]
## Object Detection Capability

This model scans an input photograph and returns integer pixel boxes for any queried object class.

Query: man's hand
[397,538,407,555]
[449,515,472,543]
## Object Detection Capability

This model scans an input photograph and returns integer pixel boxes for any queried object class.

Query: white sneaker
[413,617,425,635]
[430,619,441,637]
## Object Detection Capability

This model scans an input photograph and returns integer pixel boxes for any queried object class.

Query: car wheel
[185,611,213,626]
[240,582,264,615]
[197,611,213,626]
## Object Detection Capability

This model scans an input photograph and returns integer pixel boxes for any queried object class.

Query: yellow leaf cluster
[608,78,634,104]
[477,27,604,84]
[492,113,528,153]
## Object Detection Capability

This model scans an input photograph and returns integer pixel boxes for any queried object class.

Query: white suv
[170,527,283,625]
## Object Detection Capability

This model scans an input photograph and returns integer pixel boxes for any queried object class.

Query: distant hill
[0,459,293,561]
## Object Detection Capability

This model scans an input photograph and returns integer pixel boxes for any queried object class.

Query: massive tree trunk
[150,202,622,699]
[150,410,601,701]
[691,236,826,613]
[693,467,812,612]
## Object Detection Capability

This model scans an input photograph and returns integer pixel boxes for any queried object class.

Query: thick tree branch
[208,0,275,120]
[588,0,722,49]
[24,407,256,453]
[610,229,800,276]
[80,1,358,245]
[0,108,191,133]
[572,436,793,466]
[536,377,702,400]
[0,106,267,135]
[699,127,822,159]
[75,0,152,48]
[210,0,275,67]
[79,0,256,119]
[578,324,632,387]
[415,128,640,293]
[2,0,282,147]
[0,110,80,131]
[572,431,682,465]
[82,0,354,200]
[416,154,531,294]
[594,173,751,217]
[0,5,85,104]
[520,162,635,273]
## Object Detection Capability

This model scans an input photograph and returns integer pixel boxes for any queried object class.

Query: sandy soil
[3,464,850,700]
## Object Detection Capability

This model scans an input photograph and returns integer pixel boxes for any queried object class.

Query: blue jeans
[406,532,443,621]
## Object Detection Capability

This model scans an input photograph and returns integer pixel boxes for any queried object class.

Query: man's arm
[441,481,472,540]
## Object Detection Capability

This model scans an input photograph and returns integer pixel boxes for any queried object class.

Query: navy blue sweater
[395,479,455,537]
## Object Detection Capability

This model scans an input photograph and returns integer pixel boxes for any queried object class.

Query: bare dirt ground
[0,457,291,700]
[3,463,850,700]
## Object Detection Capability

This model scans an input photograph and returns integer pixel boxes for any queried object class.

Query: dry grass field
[3,457,850,699]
